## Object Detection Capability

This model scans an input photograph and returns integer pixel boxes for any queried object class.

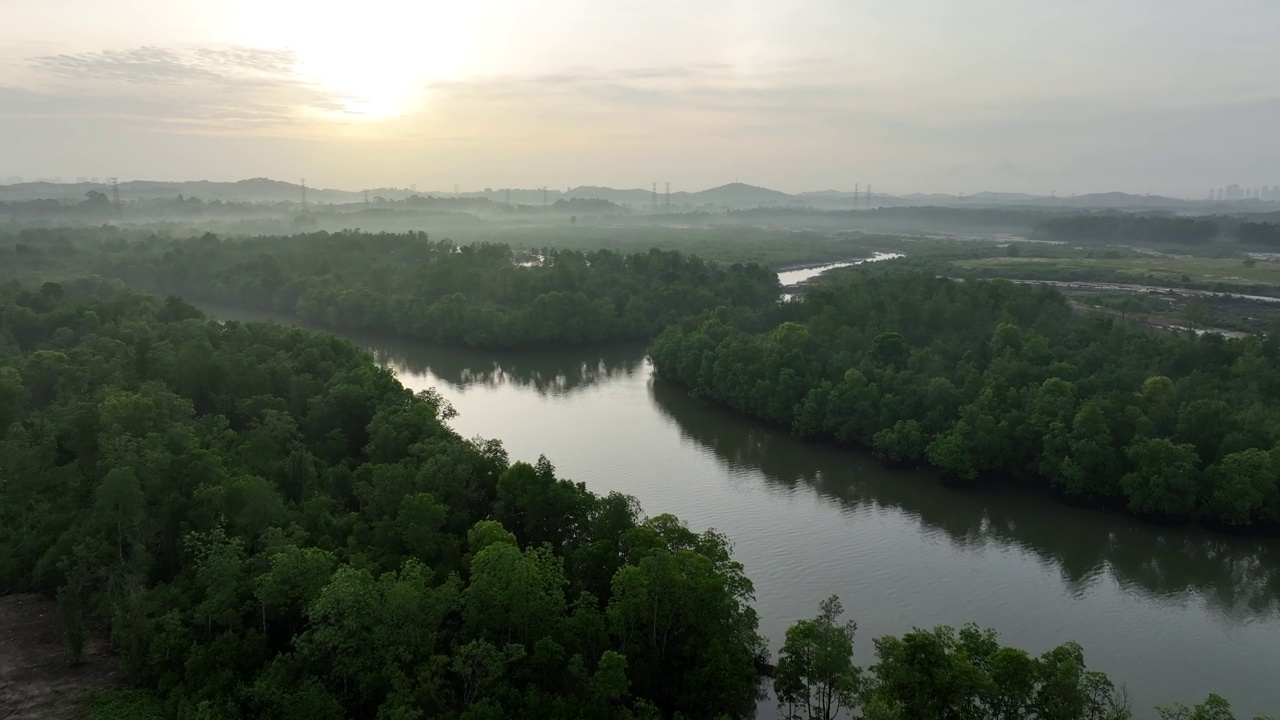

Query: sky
[1,0,1278,197]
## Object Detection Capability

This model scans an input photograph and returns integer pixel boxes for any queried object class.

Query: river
[776,252,904,287]
[208,307,1280,719]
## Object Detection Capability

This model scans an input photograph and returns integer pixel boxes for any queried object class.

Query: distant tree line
[1235,221,1280,247]
[404,195,501,212]
[2,230,781,349]
[552,197,627,214]
[0,192,308,222]
[1034,215,1220,245]
[1032,212,1280,247]
[651,272,1280,529]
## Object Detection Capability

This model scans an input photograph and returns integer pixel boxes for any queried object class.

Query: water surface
[210,307,1280,718]
[776,252,903,286]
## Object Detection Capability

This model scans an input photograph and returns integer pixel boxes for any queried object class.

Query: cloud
[12,45,348,134]
[420,62,923,143]
[30,46,225,84]
[26,41,1264,153]
[192,47,298,76]
[423,58,1280,151]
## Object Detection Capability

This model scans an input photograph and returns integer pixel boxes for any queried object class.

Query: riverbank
[370,335,1280,719]
[656,361,1280,536]
[653,271,1280,532]
[195,302,1280,718]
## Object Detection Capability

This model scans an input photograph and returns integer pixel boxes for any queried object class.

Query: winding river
[208,307,1280,719]
[776,252,904,287]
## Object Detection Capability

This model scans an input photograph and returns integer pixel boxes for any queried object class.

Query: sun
[237,0,482,120]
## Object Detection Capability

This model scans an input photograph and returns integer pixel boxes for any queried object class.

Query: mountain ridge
[0,177,1219,210]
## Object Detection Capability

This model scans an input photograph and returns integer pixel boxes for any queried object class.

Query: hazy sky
[2,0,1277,196]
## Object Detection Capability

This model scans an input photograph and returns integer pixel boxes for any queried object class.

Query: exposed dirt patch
[0,594,123,720]
[1064,290,1274,336]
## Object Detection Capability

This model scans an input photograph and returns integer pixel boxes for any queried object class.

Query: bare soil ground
[0,594,122,720]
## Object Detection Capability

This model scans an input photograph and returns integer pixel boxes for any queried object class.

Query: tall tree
[774,595,861,720]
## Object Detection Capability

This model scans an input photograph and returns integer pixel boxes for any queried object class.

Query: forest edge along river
[201,302,1280,719]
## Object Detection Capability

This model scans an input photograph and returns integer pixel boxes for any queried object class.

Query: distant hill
[0,178,411,204]
[564,183,800,208]
[959,191,1042,202]
[680,182,798,208]
[563,186,655,206]
[0,177,1220,212]
[1064,192,1187,209]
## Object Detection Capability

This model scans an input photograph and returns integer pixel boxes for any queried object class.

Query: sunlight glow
[236,0,484,120]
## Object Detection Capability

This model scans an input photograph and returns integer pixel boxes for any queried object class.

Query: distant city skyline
[1213,184,1279,202]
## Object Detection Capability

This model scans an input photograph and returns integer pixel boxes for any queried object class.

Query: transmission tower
[542,186,548,212]
[300,179,308,211]
[652,182,658,211]
[664,182,671,209]
[110,177,121,216]
[866,184,872,209]
[364,190,370,208]
[505,189,511,208]
[854,183,859,209]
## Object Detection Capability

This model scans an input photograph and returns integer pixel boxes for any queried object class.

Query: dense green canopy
[651,272,1280,528]
[0,240,1272,717]
[1034,215,1219,245]
[2,229,781,349]
[0,280,766,719]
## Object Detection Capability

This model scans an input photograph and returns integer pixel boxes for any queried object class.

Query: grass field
[952,255,1280,290]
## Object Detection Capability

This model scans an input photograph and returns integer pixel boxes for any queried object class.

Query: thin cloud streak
[12,45,357,135]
